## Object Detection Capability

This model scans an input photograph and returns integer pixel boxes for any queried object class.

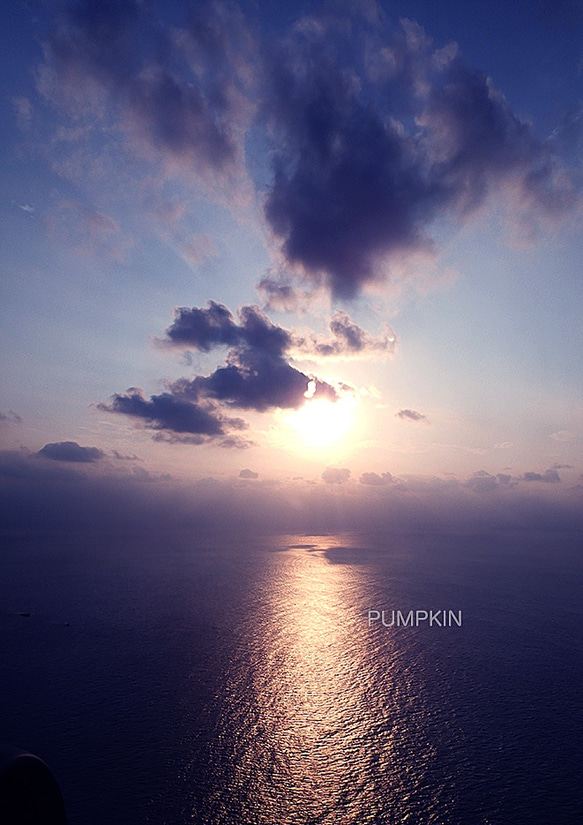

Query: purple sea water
[0,528,581,823]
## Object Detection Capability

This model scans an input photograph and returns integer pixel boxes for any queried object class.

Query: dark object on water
[0,744,67,824]
[17,613,31,618]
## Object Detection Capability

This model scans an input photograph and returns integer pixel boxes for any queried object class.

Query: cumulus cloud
[104,300,392,440]
[322,467,351,484]
[36,441,105,463]
[294,310,396,357]
[98,389,239,439]
[165,302,288,352]
[261,11,577,299]
[171,352,335,413]
[396,408,428,422]
[166,301,393,359]
[239,468,259,479]
[104,302,370,440]
[165,303,389,414]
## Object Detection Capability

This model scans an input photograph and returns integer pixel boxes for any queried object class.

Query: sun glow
[287,394,358,448]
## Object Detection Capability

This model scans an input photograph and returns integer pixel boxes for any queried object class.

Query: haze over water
[1,528,581,824]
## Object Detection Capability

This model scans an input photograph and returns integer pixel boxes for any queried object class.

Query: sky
[1,0,583,533]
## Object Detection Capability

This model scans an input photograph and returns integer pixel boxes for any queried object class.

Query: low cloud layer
[1,450,582,537]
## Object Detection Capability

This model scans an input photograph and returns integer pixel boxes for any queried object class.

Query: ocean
[1,528,581,823]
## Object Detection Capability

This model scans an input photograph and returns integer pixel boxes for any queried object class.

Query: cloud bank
[1,450,582,537]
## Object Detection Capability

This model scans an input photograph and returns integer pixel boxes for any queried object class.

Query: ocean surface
[0,527,581,824]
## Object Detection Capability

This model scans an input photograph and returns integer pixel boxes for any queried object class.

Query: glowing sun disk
[288,396,357,447]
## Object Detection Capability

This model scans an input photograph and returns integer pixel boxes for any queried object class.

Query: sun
[286,394,358,448]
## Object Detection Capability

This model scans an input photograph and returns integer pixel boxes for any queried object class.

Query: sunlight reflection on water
[192,534,458,824]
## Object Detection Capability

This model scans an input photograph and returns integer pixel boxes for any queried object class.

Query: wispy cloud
[292,311,396,357]
[396,408,428,423]
[39,0,256,187]
[549,430,578,442]
[0,410,23,426]
[45,197,131,262]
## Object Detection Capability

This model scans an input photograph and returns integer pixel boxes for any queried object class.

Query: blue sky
[1,0,582,528]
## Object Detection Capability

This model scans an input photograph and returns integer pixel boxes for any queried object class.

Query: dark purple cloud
[263,23,430,298]
[98,390,230,437]
[396,409,428,422]
[163,303,359,412]
[104,302,357,439]
[261,12,577,298]
[171,351,336,413]
[37,441,105,462]
[166,302,393,358]
[166,303,292,355]
[165,301,244,350]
